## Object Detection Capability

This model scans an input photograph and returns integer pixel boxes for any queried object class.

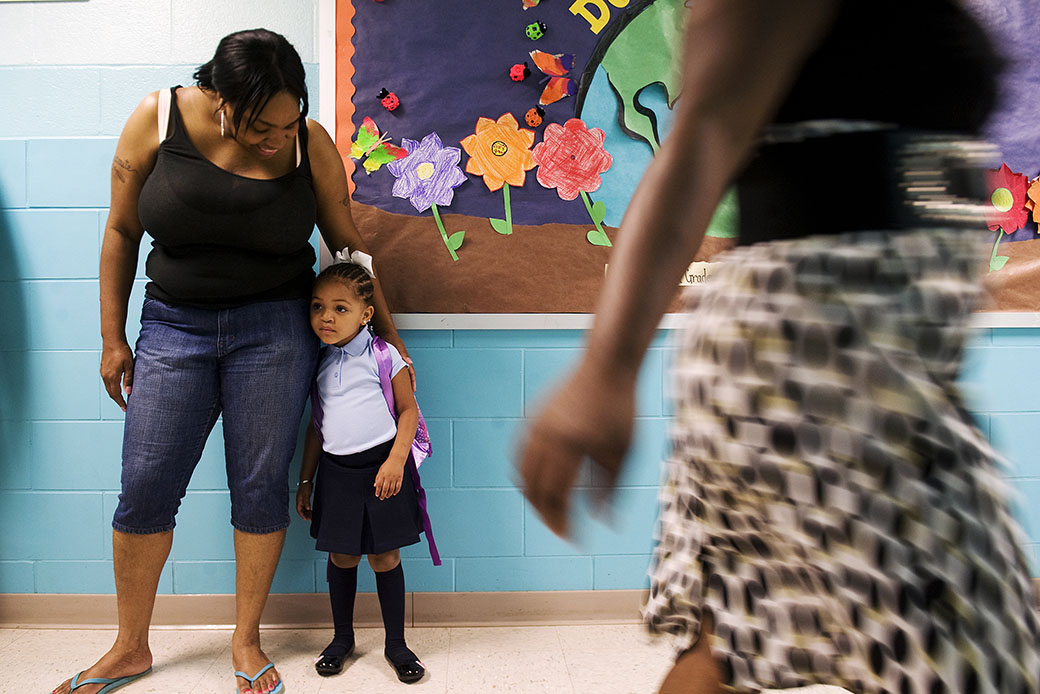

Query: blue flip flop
[69,667,152,693]
[234,662,284,694]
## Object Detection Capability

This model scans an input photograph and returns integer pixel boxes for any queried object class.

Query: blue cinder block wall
[0,0,1037,597]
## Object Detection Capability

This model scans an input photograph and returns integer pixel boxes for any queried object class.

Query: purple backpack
[311,336,441,565]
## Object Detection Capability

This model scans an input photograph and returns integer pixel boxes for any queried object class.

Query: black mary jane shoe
[385,653,425,684]
[315,642,355,677]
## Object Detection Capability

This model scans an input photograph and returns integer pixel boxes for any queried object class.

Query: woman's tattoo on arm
[112,156,135,183]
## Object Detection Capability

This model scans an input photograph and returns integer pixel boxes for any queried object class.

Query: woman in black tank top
[55,29,412,694]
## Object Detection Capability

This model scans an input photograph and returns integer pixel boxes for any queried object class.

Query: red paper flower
[986,163,1029,233]
[531,118,612,200]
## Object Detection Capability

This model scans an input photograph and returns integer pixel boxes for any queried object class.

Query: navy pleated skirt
[311,438,423,556]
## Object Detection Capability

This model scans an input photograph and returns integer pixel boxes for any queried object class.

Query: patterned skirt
[643,229,1040,694]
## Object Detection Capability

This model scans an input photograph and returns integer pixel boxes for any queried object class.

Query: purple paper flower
[387,132,467,212]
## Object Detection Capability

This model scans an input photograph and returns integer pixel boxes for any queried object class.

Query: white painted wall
[0,0,317,66]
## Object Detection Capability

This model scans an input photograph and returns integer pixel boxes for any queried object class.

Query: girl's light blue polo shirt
[315,329,407,455]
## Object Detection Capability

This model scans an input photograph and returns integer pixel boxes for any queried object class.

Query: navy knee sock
[375,563,416,663]
[322,559,357,658]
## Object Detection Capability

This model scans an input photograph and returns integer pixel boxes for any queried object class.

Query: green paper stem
[489,183,514,235]
[431,204,460,262]
[581,190,611,247]
[989,228,1009,272]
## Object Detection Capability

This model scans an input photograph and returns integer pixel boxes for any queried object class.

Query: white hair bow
[333,247,376,278]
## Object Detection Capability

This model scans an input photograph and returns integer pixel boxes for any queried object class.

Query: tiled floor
[6,624,851,693]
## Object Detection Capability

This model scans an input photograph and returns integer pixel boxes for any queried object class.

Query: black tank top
[735,0,1001,245]
[137,88,318,307]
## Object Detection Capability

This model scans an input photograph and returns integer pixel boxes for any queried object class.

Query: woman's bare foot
[232,634,281,694]
[51,646,152,694]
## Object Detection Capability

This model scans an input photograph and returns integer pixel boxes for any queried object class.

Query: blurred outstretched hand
[516,360,637,538]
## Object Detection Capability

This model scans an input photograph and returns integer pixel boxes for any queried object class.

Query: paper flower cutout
[387,132,468,262]
[1026,176,1040,224]
[533,119,612,200]
[461,114,535,192]
[985,163,1030,273]
[986,163,1029,233]
[388,132,467,212]
[460,113,535,235]
[532,118,614,246]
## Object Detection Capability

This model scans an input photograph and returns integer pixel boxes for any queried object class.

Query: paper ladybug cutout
[525,106,545,128]
[526,22,546,40]
[510,62,531,82]
[377,88,399,112]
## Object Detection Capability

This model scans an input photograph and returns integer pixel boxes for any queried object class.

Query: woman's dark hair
[193,28,308,133]
[315,262,375,308]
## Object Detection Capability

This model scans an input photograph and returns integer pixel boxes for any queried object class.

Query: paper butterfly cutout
[350,116,408,174]
[529,50,578,106]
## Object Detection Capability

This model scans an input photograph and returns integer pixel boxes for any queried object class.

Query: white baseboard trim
[0,590,648,629]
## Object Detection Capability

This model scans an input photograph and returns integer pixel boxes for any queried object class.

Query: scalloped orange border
[335,0,357,191]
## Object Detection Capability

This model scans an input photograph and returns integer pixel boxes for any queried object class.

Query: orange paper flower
[460,113,535,192]
[986,163,1029,233]
[1026,176,1040,224]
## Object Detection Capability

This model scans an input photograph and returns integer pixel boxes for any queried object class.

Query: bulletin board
[323,0,1040,324]
[329,0,735,317]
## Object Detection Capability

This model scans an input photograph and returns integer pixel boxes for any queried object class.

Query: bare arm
[374,370,419,500]
[296,421,322,520]
[518,0,839,536]
[307,120,413,384]
[100,91,161,411]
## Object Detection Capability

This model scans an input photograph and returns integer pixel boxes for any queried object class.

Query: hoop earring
[220,110,226,138]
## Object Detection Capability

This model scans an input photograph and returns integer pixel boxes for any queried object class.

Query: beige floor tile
[446,650,573,694]
[448,625,562,653]
[0,628,22,652]
[563,651,671,694]
[556,623,670,654]
[558,625,673,694]
[133,629,229,692]
[5,628,128,692]
[0,624,854,694]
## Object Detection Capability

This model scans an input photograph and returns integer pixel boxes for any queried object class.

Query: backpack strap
[372,336,440,565]
[373,336,397,417]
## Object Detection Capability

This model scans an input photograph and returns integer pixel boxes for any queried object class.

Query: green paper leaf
[447,231,466,251]
[590,199,607,224]
[586,229,612,247]
[704,187,739,238]
[990,255,1010,272]
[489,217,512,235]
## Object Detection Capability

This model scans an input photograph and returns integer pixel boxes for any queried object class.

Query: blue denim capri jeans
[112,297,319,535]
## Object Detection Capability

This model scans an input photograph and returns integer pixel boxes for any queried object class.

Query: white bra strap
[157,88,172,144]
[295,130,302,167]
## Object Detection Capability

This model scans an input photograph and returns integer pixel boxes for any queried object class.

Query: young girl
[296,254,437,684]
